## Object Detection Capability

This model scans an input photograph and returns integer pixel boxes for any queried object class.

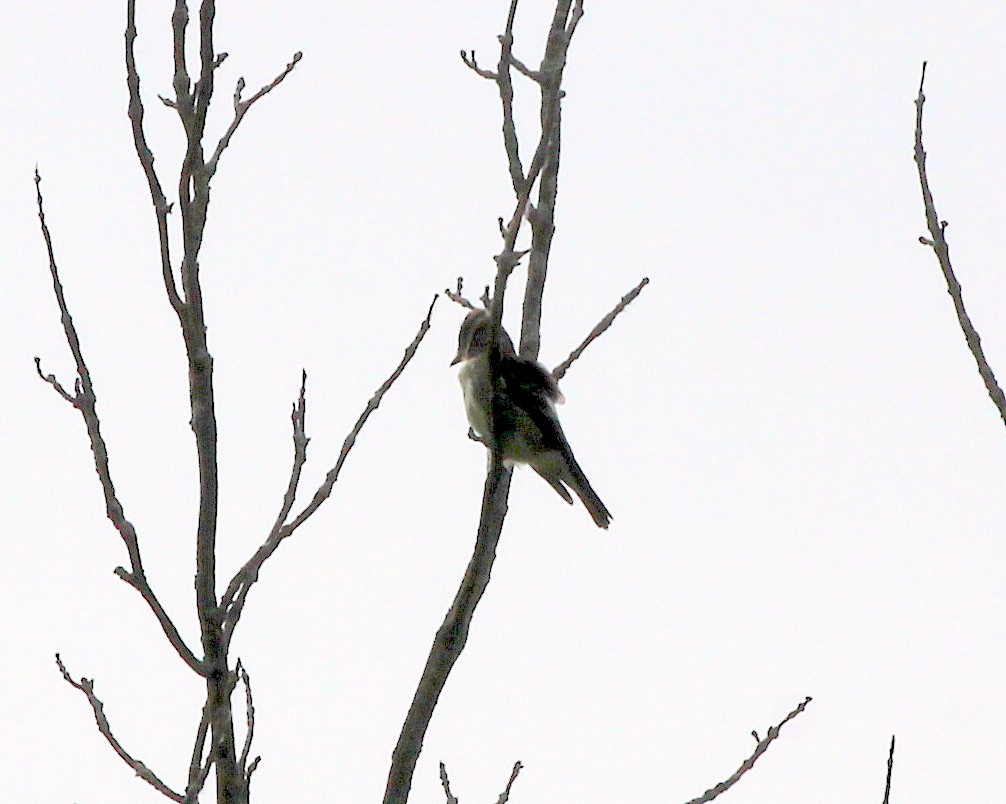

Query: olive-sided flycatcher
[451,309,611,529]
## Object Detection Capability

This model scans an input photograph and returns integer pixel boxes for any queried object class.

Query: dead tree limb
[384,3,586,802]
[684,697,812,804]
[913,61,1006,427]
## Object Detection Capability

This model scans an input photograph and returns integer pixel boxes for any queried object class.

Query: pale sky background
[3,2,1005,802]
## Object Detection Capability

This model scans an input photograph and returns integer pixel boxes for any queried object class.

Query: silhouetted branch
[495,761,523,804]
[439,762,459,804]
[460,49,497,80]
[553,276,649,381]
[220,296,439,645]
[236,661,260,779]
[684,697,812,804]
[56,654,185,802]
[207,51,303,177]
[385,3,585,802]
[913,62,1006,428]
[882,735,895,804]
[184,705,212,802]
[35,170,201,674]
[127,0,183,314]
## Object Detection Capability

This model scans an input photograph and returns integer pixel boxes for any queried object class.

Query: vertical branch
[882,735,895,804]
[385,4,585,803]
[126,0,183,314]
[913,62,1006,428]
[496,0,524,194]
[520,0,580,359]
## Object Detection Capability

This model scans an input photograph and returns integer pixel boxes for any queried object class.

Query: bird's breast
[457,356,492,439]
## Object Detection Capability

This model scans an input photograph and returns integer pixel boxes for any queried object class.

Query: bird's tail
[531,449,612,529]
[565,457,612,529]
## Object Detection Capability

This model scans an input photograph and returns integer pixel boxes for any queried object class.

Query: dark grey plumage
[451,309,611,529]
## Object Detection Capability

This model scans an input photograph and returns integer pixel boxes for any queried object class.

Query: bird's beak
[450,352,463,366]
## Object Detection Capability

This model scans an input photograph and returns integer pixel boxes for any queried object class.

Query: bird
[451,309,611,529]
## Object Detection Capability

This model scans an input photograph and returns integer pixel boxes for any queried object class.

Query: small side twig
[184,705,212,803]
[439,762,459,804]
[913,61,1006,428]
[206,51,303,177]
[445,277,477,310]
[460,49,497,80]
[495,761,523,804]
[684,696,812,804]
[882,735,896,804]
[56,654,185,802]
[220,295,439,643]
[236,660,260,778]
[553,277,649,381]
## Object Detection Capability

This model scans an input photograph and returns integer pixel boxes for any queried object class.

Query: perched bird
[451,309,611,529]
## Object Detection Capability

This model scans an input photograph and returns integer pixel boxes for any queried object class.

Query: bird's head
[450,309,516,365]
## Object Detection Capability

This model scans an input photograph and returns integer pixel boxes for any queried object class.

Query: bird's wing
[498,354,569,454]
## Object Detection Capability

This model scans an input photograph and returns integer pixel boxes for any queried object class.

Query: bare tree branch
[219,296,439,644]
[206,51,303,177]
[553,276,649,381]
[495,0,525,195]
[460,49,497,80]
[445,276,478,310]
[683,696,812,804]
[127,0,183,315]
[35,170,202,674]
[236,660,260,778]
[385,4,586,801]
[385,453,512,804]
[519,0,581,359]
[439,762,459,804]
[882,735,895,804]
[494,761,523,804]
[184,705,212,803]
[913,61,1006,428]
[56,654,185,802]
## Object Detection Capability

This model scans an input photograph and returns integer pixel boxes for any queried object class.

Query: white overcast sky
[3,2,1005,802]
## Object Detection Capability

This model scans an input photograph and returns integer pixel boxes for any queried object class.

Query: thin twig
[496,0,525,194]
[439,762,459,804]
[35,170,202,673]
[206,51,303,177]
[236,660,259,775]
[495,761,523,804]
[184,704,212,802]
[56,655,185,802]
[882,735,895,804]
[267,370,310,539]
[220,296,439,643]
[553,277,649,381]
[684,697,812,804]
[913,61,1006,427]
[445,277,477,310]
[127,0,183,314]
[460,49,497,80]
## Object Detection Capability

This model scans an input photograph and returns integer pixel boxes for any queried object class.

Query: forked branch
[56,655,185,802]
[220,296,439,644]
[34,170,201,674]
[385,4,586,803]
